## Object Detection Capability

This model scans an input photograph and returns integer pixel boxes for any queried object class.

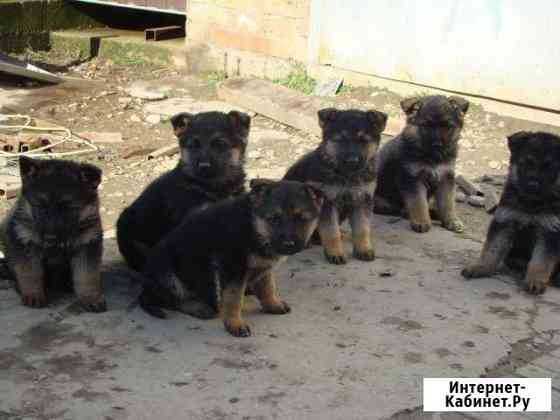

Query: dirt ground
[1,51,560,420]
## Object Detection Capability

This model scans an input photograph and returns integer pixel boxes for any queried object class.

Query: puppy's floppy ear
[449,95,470,115]
[400,97,422,116]
[318,108,338,129]
[80,163,102,190]
[507,131,532,154]
[366,110,388,132]
[228,111,251,142]
[19,156,41,182]
[170,112,194,137]
[304,182,325,209]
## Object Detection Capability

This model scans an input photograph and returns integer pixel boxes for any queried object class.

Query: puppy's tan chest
[404,162,453,182]
[246,254,286,284]
[319,182,375,205]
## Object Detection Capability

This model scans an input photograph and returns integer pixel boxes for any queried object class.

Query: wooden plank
[217,78,402,138]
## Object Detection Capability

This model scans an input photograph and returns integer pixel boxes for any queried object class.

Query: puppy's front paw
[461,264,493,279]
[354,249,376,261]
[325,251,347,265]
[263,300,291,315]
[410,221,432,233]
[443,218,465,233]
[22,290,47,308]
[526,277,548,295]
[224,319,252,337]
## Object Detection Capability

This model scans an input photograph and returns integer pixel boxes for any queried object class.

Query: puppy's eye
[212,139,229,150]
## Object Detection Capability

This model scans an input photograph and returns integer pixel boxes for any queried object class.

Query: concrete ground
[1,51,560,420]
[1,217,559,420]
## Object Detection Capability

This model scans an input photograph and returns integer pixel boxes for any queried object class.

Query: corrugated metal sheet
[74,0,185,15]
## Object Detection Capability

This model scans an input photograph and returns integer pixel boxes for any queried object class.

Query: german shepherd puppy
[117,111,250,272]
[139,179,324,337]
[1,156,105,311]
[284,108,387,264]
[374,95,469,233]
[462,131,560,294]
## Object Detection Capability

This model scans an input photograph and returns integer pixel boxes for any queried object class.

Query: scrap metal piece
[144,26,184,42]
[0,52,62,84]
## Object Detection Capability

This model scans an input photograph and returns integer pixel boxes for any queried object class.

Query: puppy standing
[139,180,324,337]
[374,95,469,233]
[284,109,387,264]
[117,111,250,272]
[1,156,105,311]
[463,132,560,295]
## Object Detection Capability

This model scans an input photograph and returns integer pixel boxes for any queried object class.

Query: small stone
[468,195,485,208]
[229,398,240,404]
[379,270,393,277]
[126,81,168,101]
[333,305,341,311]
[336,343,347,349]
[463,340,476,348]
[145,114,161,125]
[455,191,466,203]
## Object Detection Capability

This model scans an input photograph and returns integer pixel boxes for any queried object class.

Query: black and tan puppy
[1,156,105,311]
[117,110,250,272]
[139,179,324,337]
[463,131,560,295]
[374,95,469,233]
[284,108,387,264]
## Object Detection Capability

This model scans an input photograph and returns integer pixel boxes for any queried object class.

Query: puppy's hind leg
[373,195,401,216]
[525,235,560,295]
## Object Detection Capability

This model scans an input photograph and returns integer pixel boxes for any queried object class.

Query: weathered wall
[185,0,312,77]
[315,0,560,111]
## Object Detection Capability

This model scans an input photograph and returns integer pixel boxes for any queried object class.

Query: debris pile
[456,174,504,213]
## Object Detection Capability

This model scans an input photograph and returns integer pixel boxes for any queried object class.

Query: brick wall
[186,0,312,75]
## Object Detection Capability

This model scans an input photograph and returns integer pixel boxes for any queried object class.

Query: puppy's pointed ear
[366,110,388,132]
[249,178,277,204]
[400,97,422,116]
[318,108,338,129]
[507,131,532,154]
[449,95,470,115]
[228,111,251,142]
[19,156,41,183]
[304,182,325,209]
[170,112,194,137]
[80,163,102,190]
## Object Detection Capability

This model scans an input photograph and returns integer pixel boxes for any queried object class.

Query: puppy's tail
[138,290,168,319]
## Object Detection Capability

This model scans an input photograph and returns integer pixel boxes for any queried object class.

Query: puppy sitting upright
[2,156,105,311]
[463,132,560,295]
[139,179,324,337]
[374,95,469,233]
[117,111,250,272]
[284,108,387,264]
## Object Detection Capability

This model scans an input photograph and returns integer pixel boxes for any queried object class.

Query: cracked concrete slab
[0,216,559,420]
